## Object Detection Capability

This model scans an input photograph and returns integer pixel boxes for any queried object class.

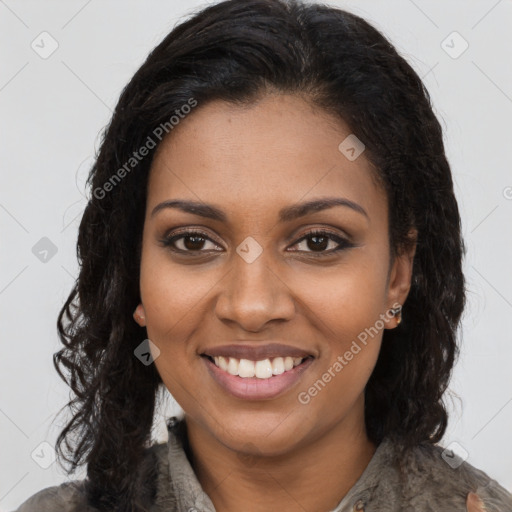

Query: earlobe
[385,229,417,329]
[133,303,146,326]
[388,304,402,328]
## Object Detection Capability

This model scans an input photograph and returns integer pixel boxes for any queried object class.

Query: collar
[163,416,394,512]
[165,417,217,512]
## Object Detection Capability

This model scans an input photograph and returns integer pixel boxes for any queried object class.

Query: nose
[214,249,295,332]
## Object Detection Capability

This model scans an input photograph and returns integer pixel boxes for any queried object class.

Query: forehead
[146,94,385,220]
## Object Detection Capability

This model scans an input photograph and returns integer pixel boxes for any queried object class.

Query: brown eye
[290,230,352,255]
[160,231,222,253]
[181,234,207,251]
[304,234,330,251]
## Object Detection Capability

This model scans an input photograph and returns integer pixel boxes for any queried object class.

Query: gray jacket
[14,417,512,511]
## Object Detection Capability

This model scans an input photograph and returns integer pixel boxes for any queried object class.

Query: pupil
[184,235,205,250]
[308,235,328,251]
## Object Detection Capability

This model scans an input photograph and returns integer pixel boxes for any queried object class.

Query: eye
[159,228,353,256]
[159,230,223,253]
[289,229,353,255]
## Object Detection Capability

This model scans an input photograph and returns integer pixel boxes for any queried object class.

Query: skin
[133,92,436,511]
[467,493,487,511]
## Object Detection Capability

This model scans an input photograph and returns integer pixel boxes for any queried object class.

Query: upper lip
[201,343,314,361]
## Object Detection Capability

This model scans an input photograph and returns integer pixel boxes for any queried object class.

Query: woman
[15,0,511,511]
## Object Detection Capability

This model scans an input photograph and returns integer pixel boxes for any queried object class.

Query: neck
[184,404,376,512]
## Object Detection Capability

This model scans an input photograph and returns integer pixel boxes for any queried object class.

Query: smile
[207,355,306,379]
[201,354,314,400]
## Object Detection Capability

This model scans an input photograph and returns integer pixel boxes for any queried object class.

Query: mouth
[201,353,315,400]
[199,343,316,399]
[201,354,313,379]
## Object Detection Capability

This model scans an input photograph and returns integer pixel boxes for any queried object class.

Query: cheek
[290,255,387,391]
[139,250,219,337]
[140,264,206,410]
[291,251,390,333]
[296,270,384,419]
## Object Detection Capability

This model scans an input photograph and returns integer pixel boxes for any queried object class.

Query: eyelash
[159,228,353,257]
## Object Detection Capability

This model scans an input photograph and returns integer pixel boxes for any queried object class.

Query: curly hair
[54,0,466,510]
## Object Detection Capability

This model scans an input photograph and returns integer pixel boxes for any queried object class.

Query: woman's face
[135,93,415,456]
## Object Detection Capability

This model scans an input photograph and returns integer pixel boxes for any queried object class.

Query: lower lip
[203,356,314,400]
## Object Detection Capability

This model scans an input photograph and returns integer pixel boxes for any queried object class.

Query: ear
[384,229,417,329]
[133,303,147,327]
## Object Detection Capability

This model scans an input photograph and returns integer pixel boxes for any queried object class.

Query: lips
[199,343,315,399]
[201,343,314,361]
[202,354,314,400]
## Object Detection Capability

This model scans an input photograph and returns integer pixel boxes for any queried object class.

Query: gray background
[1,0,511,509]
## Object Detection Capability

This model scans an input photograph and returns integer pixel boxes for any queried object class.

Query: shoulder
[14,441,171,512]
[372,439,512,511]
[13,480,93,512]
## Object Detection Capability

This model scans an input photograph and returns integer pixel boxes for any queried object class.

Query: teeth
[255,359,273,379]
[272,357,285,375]
[210,355,306,379]
[238,359,255,378]
[227,357,239,376]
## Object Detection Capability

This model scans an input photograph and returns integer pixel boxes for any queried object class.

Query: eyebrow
[150,197,369,222]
